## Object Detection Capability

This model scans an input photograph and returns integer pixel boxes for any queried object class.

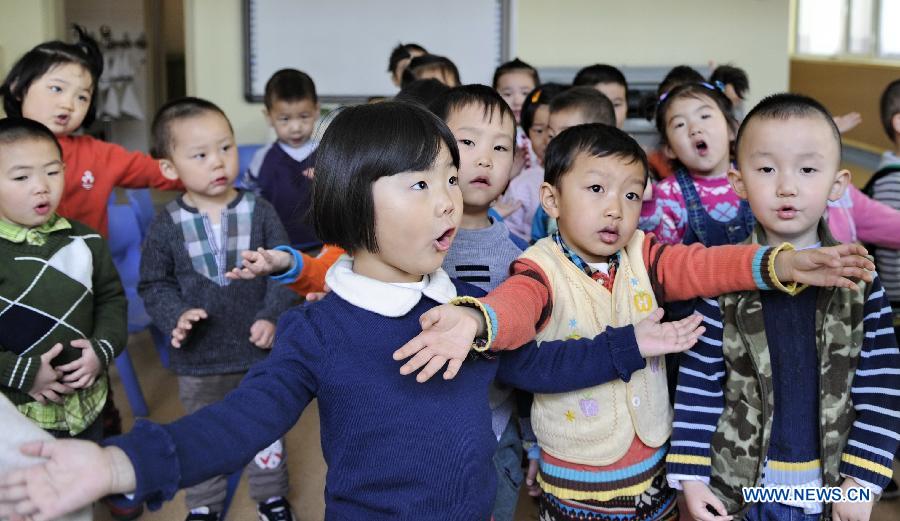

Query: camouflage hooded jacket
[666,222,900,519]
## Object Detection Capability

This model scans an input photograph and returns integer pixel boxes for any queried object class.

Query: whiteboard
[244,0,511,103]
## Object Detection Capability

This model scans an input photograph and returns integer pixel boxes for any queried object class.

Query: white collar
[324,255,458,317]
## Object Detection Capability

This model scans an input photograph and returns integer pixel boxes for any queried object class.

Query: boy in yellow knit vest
[394,124,874,521]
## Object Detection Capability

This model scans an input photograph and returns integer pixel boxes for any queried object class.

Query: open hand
[57,339,102,389]
[834,112,862,134]
[171,308,207,348]
[634,309,705,358]
[392,304,485,382]
[226,248,293,281]
[775,243,874,289]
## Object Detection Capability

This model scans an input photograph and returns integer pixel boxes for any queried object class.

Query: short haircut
[394,78,451,108]
[387,43,427,73]
[312,101,460,254]
[150,97,232,159]
[880,79,900,140]
[544,123,648,187]
[0,25,103,130]
[401,54,461,88]
[492,58,540,89]
[573,64,628,91]
[549,86,615,127]
[263,68,317,108]
[735,93,841,163]
[521,83,567,135]
[0,117,62,157]
[429,84,516,138]
[655,82,736,145]
[709,64,749,100]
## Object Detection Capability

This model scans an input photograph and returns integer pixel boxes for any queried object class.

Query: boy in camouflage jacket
[666,94,900,521]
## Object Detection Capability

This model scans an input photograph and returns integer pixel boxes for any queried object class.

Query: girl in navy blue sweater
[0,102,737,521]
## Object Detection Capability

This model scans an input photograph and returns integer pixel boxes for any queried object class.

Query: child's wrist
[270,246,302,281]
[448,297,495,352]
[770,243,807,295]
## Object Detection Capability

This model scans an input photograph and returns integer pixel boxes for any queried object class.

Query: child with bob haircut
[0,25,181,237]
[140,97,299,521]
[493,58,540,124]
[0,102,708,521]
[668,93,900,521]
[393,123,876,521]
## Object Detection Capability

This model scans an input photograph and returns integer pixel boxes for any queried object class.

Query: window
[795,0,899,59]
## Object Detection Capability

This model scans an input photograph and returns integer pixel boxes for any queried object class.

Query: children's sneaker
[185,507,220,521]
[257,496,295,521]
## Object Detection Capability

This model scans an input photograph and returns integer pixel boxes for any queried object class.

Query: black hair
[492,58,540,89]
[549,86,615,127]
[401,54,461,88]
[709,64,749,100]
[654,82,736,146]
[263,68,317,109]
[394,78,452,108]
[387,43,427,74]
[0,25,103,131]
[429,84,517,139]
[150,97,232,159]
[735,93,841,163]
[520,83,567,135]
[543,123,648,187]
[312,102,460,254]
[642,65,706,120]
[0,117,62,157]
[573,64,628,91]
[880,79,900,141]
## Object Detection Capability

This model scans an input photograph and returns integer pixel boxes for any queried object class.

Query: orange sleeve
[643,233,770,303]
[285,245,345,296]
[104,141,183,191]
[480,258,554,350]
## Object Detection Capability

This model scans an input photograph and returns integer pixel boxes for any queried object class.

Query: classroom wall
[0,0,63,116]
[188,0,792,144]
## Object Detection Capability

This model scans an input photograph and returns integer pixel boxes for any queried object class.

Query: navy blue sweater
[106,280,646,520]
[256,144,319,248]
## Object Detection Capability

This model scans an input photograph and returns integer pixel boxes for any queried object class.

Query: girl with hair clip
[639,82,752,248]
[0,102,710,521]
[0,25,181,237]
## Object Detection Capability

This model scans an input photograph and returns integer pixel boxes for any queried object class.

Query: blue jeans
[743,502,821,521]
[492,418,524,521]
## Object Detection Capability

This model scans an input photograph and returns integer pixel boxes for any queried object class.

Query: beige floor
[93,330,900,521]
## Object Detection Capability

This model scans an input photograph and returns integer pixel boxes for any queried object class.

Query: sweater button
[632,396,641,407]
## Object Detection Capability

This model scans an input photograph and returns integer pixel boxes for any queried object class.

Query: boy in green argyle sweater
[0,117,126,441]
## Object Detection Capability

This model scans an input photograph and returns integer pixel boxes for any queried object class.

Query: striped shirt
[667,276,900,507]
[874,152,900,304]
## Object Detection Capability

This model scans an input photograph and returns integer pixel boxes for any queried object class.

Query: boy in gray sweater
[138,98,299,521]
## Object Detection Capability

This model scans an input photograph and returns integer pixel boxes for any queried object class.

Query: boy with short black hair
[243,68,321,250]
[573,64,629,128]
[668,93,900,521]
[141,97,299,521]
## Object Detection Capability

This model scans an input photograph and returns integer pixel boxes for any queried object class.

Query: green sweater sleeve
[0,351,41,393]
[85,226,128,368]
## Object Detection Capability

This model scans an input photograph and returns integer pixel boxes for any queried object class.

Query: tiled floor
[92,330,900,521]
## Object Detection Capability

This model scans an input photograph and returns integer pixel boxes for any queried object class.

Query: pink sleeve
[639,177,687,244]
[848,185,900,249]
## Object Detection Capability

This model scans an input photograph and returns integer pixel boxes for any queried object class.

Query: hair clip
[530,89,543,104]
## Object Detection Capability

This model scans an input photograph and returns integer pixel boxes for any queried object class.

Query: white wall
[0,0,63,116]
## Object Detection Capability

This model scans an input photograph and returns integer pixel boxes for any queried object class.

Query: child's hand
[525,459,542,497]
[225,247,293,280]
[492,196,523,219]
[832,477,874,521]
[302,167,315,179]
[834,112,863,134]
[57,339,102,389]
[305,282,331,303]
[392,304,486,383]
[27,343,74,405]
[681,480,732,521]
[0,440,136,520]
[634,309,705,358]
[774,243,875,289]
[171,308,208,348]
[249,319,276,349]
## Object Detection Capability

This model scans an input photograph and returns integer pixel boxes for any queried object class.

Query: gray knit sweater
[138,192,299,376]
[441,218,524,292]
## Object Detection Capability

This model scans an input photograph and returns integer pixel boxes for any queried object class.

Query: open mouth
[53,114,70,126]
[776,205,798,219]
[694,140,708,156]
[34,202,51,215]
[470,176,491,187]
[434,227,455,252]
[598,226,619,244]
